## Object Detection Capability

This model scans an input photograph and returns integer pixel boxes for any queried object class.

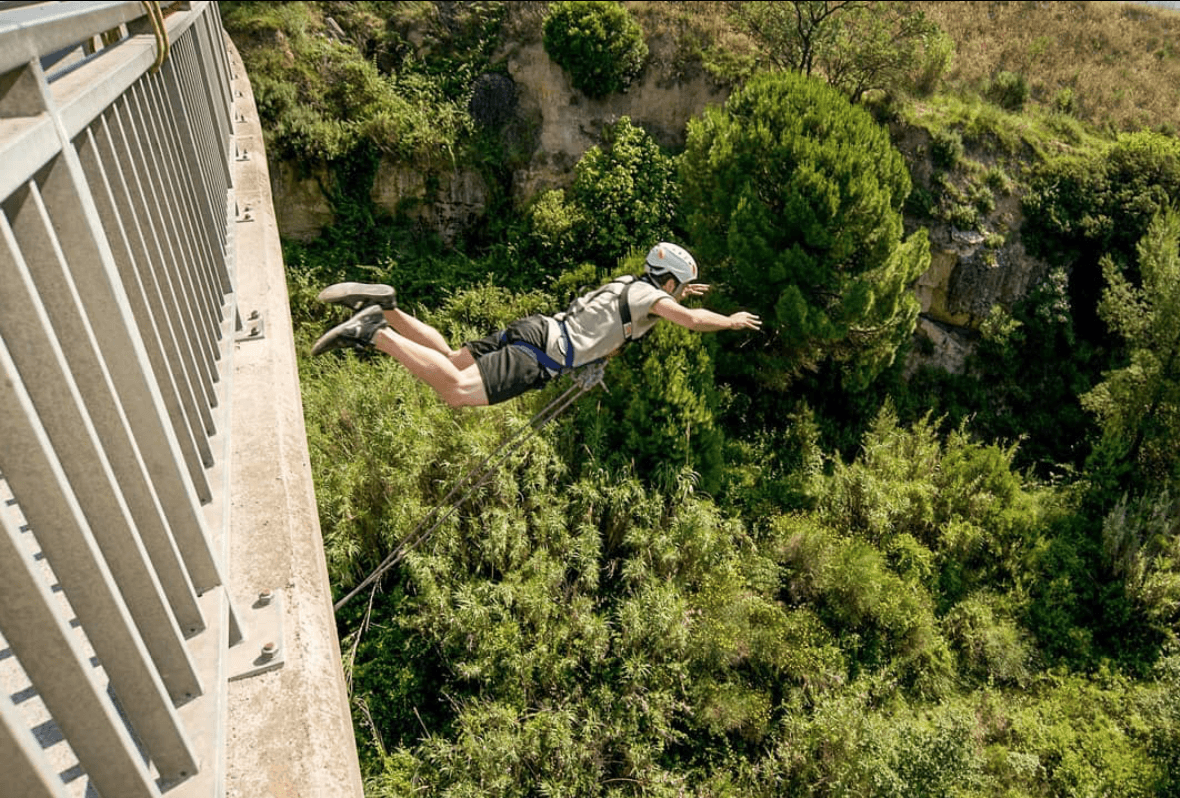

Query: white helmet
[645,242,698,285]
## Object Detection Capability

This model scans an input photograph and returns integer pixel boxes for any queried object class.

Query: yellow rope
[142,1,170,74]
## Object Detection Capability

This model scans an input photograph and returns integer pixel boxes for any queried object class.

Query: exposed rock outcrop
[504,38,729,201]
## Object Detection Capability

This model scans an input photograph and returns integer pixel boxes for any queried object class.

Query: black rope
[333,381,591,613]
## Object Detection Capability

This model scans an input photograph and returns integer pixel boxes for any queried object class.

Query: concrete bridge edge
[221,33,365,798]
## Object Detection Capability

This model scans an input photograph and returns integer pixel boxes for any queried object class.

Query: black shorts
[466,315,555,405]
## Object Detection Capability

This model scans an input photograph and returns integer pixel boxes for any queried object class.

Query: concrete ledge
[221,34,363,798]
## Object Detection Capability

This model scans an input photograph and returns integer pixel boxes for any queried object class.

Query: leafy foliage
[733,1,950,102]
[1024,132,1180,269]
[542,1,648,98]
[526,117,679,270]
[681,70,929,391]
[1082,207,1180,488]
[570,118,679,265]
[223,2,473,166]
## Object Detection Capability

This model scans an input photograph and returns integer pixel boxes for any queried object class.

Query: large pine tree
[680,70,929,391]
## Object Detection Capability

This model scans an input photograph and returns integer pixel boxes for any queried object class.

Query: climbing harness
[501,275,646,377]
[333,363,608,613]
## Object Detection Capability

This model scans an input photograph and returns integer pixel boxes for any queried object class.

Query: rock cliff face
[910,220,1047,374]
[270,28,728,244]
[894,127,1050,375]
[503,38,730,201]
[269,31,1048,376]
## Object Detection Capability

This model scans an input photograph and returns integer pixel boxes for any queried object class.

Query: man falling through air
[311,242,762,406]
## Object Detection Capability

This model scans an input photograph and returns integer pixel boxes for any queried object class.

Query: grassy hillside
[920,0,1180,136]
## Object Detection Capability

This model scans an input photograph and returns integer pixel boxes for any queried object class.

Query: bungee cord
[333,363,606,613]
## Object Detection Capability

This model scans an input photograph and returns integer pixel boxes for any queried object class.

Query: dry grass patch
[918,0,1180,134]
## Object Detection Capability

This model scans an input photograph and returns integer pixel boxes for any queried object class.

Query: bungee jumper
[310,242,762,405]
[317,242,761,612]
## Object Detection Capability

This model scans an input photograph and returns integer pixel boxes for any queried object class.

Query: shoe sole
[317,282,397,311]
[311,306,387,355]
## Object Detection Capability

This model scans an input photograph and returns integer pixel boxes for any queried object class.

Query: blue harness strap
[501,319,575,373]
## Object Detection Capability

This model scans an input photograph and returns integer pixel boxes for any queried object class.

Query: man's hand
[678,282,711,299]
[729,311,761,331]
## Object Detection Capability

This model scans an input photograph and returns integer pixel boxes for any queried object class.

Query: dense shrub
[1023,131,1180,271]
[987,70,1029,111]
[542,0,648,98]
[524,117,678,270]
[930,128,964,169]
[570,117,679,264]
[681,70,929,392]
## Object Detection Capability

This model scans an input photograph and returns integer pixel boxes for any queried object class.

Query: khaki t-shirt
[548,277,671,367]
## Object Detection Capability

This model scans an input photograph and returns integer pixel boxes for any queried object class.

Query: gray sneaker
[311,305,388,355]
[316,282,397,311]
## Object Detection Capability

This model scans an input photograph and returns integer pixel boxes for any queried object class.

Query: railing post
[0,4,360,794]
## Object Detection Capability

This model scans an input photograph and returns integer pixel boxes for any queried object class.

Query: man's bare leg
[371,328,487,407]
[382,308,450,353]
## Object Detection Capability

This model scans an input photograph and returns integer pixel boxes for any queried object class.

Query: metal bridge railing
[0,2,272,795]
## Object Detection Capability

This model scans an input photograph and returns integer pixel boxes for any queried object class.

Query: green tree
[571,116,679,265]
[734,1,950,101]
[525,117,677,270]
[542,0,648,99]
[735,0,856,78]
[680,70,929,391]
[1082,206,1180,486]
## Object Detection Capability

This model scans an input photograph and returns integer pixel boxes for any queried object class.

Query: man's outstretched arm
[651,296,762,333]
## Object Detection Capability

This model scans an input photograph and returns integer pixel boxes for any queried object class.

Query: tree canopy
[1082,206,1180,488]
[680,69,929,391]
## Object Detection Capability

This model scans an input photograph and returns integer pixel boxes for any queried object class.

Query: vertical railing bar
[1,181,204,703]
[184,26,230,238]
[95,107,215,511]
[113,92,220,438]
[194,6,236,302]
[76,125,206,636]
[149,39,228,312]
[175,32,230,268]
[172,34,221,222]
[0,507,164,798]
[0,334,199,787]
[194,5,234,179]
[104,103,218,486]
[192,14,234,245]
[117,83,220,384]
[144,69,223,323]
[143,62,223,323]
[163,38,223,263]
[0,689,71,798]
[128,82,222,362]
[182,24,231,230]
[124,83,221,380]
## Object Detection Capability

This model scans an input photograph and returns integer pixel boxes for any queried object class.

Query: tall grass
[918,0,1180,135]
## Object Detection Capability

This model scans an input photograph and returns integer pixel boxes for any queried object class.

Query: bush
[570,117,678,264]
[930,128,964,169]
[543,1,648,98]
[987,70,1029,111]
